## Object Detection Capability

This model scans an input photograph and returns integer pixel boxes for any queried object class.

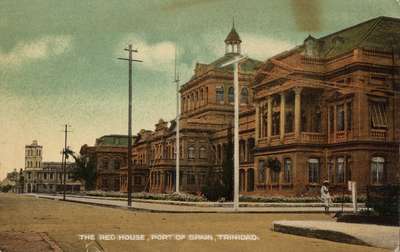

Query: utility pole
[174,46,180,193]
[62,124,71,201]
[221,55,247,211]
[118,44,142,207]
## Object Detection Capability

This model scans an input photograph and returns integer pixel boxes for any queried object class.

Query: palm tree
[64,148,96,191]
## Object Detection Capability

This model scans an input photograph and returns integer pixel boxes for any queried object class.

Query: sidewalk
[28,193,358,213]
[273,220,399,250]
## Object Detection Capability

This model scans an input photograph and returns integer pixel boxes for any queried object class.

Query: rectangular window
[336,104,345,131]
[114,178,120,191]
[102,160,109,169]
[134,176,142,185]
[270,170,279,184]
[188,146,195,159]
[258,160,265,183]
[308,158,319,184]
[283,158,292,183]
[335,157,345,184]
[329,107,334,133]
[187,174,196,185]
[272,112,280,135]
[347,102,352,130]
[285,112,294,133]
[102,178,108,189]
[216,86,224,104]
[369,101,388,129]
[371,157,385,184]
[113,160,120,170]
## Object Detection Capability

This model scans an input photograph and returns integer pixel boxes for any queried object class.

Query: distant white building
[23,140,82,193]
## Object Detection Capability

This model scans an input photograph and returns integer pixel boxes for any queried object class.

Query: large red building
[247,16,400,196]
[91,17,399,197]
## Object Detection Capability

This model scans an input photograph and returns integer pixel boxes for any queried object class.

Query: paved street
[29,193,357,213]
[0,193,389,252]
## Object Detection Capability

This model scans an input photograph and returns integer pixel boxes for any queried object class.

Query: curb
[34,195,354,214]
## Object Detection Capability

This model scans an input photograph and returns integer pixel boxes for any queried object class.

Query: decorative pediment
[257,63,291,85]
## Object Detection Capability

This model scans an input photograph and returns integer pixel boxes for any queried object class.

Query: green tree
[201,126,234,201]
[221,126,234,200]
[65,148,97,191]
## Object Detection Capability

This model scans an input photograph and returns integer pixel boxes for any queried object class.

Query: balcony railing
[370,129,387,140]
[301,132,326,144]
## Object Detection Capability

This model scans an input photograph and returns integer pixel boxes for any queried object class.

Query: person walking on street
[321,180,332,213]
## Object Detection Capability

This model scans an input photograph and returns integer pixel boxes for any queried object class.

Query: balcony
[257,132,326,146]
[301,132,326,144]
[370,129,387,141]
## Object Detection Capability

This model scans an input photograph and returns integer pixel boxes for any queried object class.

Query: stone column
[267,96,272,143]
[161,171,165,192]
[294,88,303,140]
[333,105,337,142]
[244,170,248,192]
[280,93,286,143]
[255,103,260,141]
[344,101,348,140]
[260,102,264,138]
[244,139,247,162]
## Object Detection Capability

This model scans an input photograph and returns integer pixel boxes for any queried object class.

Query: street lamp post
[118,44,142,207]
[221,55,247,211]
[174,49,180,194]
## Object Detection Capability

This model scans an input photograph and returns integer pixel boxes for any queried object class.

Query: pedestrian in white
[321,180,332,213]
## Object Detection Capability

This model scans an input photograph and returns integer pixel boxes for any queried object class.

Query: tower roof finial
[224,19,241,44]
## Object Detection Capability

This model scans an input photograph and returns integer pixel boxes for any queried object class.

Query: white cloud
[0,35,72,67]
[117,36,181,72]
[116,35,196,83]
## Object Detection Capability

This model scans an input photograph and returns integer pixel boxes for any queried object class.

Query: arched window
[228,87,234,103]
[199,146,207,159]
[371,156,384,185]
[283,158,292,183]
[240,88,249,104]
[188,146,195,159]
[308,158,319,184]
[200,89,204,101]
[216,86,224,104]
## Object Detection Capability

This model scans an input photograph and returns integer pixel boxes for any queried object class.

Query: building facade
[80,135,132,191]
[103,17,399,197]
[248,16,400,196]
[119,24,262,194]
[23,140,82,193]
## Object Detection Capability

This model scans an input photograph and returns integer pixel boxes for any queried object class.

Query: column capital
[294,87,303,95]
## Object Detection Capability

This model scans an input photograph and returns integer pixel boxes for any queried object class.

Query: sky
[0,0,399,179]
